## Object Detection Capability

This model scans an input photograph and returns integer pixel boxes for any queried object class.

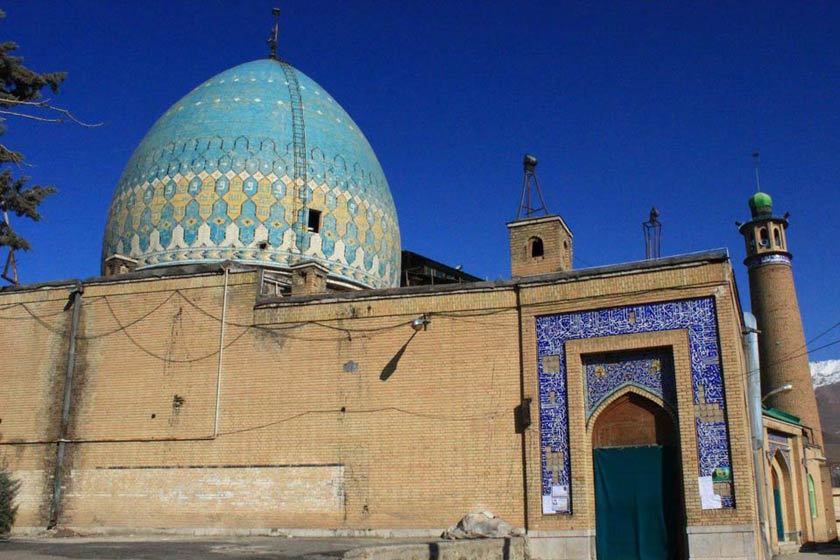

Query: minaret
[738,191,823,445]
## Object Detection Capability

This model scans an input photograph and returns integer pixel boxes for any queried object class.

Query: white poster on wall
[698,476,722,509]
[542,484,570,514]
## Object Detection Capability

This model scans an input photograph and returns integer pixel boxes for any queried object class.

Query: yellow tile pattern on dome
[102,59,401,289]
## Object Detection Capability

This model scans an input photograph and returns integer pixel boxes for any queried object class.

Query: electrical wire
[103,296,250,363]
[0,295,108,319]
[765,318,840,366]
[217,407,504,437]
[806,320,840,347]
[7,273,837,368]
[80,292,178,339]
[18,303,68,335]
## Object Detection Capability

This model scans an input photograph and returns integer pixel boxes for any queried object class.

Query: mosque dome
[102,59,400,289]
[748,191,773,218]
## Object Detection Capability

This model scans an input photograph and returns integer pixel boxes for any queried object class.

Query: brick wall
[0,257,757,536]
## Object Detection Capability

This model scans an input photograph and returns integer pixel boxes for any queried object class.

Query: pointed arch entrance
[592,391,685,560]
[770,449,795,545]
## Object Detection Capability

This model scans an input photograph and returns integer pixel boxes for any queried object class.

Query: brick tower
[738,192,823,444]
[507,154,573,278]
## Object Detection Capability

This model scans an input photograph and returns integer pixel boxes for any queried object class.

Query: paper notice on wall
[542,495,555,514]
[541,485,569,514]
[699,475,722,509]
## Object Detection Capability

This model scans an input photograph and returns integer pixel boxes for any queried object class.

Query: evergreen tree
[0,467,20,538]
[0,8,66,253]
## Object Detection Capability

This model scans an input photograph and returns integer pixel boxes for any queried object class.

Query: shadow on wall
[379,331,418,381]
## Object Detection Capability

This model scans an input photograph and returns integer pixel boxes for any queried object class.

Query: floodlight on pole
[761,383,793,403]
[411,315,430,332]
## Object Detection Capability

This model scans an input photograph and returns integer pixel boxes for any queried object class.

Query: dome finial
[268,7,281,60]
[748,152,773,217]
[752,151,761,193]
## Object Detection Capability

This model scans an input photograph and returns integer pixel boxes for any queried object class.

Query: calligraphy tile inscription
[536,297,734,513]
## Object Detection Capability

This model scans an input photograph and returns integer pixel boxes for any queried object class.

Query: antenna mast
[642,206,661,260]
[268,7,281,60]
[516,154,549,219]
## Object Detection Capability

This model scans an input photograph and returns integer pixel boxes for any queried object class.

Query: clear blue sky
[5,1,840,359]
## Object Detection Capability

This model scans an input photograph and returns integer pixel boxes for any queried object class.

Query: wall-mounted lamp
[411,314,430,332]
[762,383,793,403]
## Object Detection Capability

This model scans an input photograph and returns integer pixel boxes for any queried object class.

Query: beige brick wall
[2,271,525,530]
[0,257,757,536]
[0,285,72,526]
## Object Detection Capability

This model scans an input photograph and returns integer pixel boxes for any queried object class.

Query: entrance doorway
[770,450,795,545]
[593,393,684,560]
[772,468,784,541]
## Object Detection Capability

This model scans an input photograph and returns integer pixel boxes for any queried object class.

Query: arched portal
[770,450,796,544]
[593,392,685,560]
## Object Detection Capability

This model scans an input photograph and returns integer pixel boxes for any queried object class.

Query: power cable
[80,292,178,339]
[103,296,250,363]
[217,407,503,437]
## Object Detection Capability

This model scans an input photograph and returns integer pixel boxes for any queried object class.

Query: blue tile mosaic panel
[535,297,734,514]
[582,350,676,419]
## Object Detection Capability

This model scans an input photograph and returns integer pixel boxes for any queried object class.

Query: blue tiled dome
[102,59,400,289]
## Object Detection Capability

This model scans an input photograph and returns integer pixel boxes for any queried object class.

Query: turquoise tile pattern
[102,59,401,288]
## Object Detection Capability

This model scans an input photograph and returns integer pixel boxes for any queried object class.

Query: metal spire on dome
[268,7,281,60]
[752,151,761,193]
[264,5,309,257]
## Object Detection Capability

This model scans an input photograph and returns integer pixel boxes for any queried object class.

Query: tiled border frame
[582,349,677,419]
[565,330,695,523]
[535,297,734,514]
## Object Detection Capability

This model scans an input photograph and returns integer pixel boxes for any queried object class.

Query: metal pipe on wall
[744,311,770,560]
[213,264,230,438]
[48,282,83,529]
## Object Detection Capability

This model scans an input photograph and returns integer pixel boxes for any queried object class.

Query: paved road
[6,536,840,559]
[0,537,432,560]
[777,546,840,559]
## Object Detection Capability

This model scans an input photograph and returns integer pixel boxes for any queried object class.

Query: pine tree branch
[0,144,22,165]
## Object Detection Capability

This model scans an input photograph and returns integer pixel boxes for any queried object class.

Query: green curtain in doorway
[594,446,679,560]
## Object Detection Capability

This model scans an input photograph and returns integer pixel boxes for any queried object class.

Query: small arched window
[529,237,544,258]
[759,227,770,248]
[808,474,817,519]
[774,227,782,248]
